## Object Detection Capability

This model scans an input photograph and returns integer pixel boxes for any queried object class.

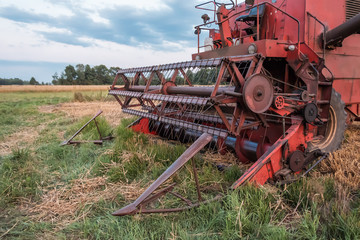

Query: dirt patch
[38,101,131,126]
[0,128,40,156]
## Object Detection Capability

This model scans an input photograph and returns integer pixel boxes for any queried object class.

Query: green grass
[0,91,108,140]
[0,92,359,239]
[0,149,43,207]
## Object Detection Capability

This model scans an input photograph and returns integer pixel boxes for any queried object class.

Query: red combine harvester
[109,0,360,216]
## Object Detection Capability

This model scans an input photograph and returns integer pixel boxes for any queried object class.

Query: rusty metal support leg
[61,110,113,146]
[61,110,103,146]
[94,118,102,140]
[231,120,303,188]
[191,158,202,202]
[112,133,213,216]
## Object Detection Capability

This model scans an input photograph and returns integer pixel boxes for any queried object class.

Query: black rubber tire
[308,89,347,153]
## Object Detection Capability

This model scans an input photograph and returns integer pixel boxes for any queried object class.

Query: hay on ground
[22,176,144,225]
[320,123,360,190]
[38,101,131,126]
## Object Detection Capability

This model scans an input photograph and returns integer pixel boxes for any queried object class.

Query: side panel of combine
[305,0,360,119]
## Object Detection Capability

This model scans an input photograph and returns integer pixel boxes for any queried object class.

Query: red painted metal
[109,0,359,216]
[131,118,157,135]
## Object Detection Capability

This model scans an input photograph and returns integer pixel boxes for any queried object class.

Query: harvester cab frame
[109,0,360,216]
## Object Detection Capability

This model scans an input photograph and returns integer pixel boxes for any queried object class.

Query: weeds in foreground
[0,149,43,207]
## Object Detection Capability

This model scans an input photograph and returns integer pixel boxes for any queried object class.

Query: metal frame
[61,110,113,146]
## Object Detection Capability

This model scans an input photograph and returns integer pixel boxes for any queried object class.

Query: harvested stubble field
[0,86,359,239]
[0,85,110,93]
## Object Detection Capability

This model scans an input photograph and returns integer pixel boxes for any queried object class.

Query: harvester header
[109,0,360,216]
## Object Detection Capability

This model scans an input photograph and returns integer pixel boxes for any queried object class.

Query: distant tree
[76,64,86,85]
[84,64,96,85]
[0,78,26,85]
[52,72,59,85]
[93,65,110,84]
[52,64,119,85]
[109,67,120,76]
[63,65,77,85]
[29,77,39,85]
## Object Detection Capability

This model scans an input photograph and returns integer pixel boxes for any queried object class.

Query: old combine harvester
[109,0,360,216]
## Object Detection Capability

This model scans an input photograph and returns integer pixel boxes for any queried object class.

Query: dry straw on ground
[23,176,144,226]
[38,101,130,126]
[0,100,129,156]
[0,124,48,156]
[320,123,360,190]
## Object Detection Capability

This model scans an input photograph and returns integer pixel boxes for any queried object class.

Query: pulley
[304,103,318,123]
[242,74,274,113]
[288,150,306,172]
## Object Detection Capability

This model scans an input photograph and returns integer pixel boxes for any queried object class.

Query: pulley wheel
[301,90,310,101]
[242,74,274,113]
[304,103,318,123]
[288,150,306,172]
[273,96,285,109]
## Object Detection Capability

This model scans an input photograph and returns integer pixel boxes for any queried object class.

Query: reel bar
[117,58,224,74]
[123,109,229,138]
[109,86,237,98]
[142,93,209,106]
[142,105,232,125]
[108,90,143,98]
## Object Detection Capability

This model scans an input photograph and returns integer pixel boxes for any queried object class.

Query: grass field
[0,87,359,239]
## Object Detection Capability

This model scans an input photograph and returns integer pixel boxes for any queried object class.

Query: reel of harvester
[108,53,328,216]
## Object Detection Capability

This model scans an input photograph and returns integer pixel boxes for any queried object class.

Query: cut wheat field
[0,85,111,93]
[0,90,359,239]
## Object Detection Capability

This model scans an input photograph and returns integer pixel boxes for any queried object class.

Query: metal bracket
[60,110,113,146]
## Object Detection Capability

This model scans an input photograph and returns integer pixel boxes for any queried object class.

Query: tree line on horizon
[52,64,119,85]
[1,64,220,86]
[0,77,45,85]
[51,64,220,86]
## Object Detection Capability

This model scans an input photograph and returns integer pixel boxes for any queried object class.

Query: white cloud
[75,0,174,25]
[20,22,72,34]
[0,17,196,68]
[88,12,110,25]
[72,0,173,12]
[0,0,74,17]
[0,0,200,82]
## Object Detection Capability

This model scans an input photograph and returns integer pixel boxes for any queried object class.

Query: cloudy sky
[0,0,219,83]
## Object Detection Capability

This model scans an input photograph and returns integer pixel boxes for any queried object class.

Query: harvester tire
[308,89,347,153]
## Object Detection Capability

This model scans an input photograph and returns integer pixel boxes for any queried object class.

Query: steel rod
[128,85,236,97]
